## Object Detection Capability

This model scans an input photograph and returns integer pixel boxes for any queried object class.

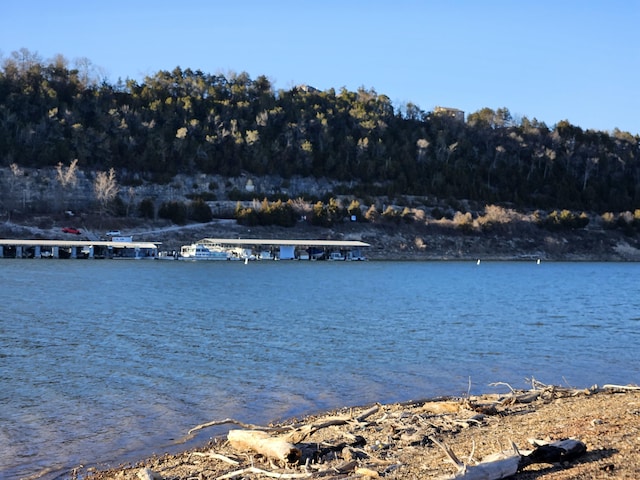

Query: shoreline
[79,384,640,480]
[3,217,640,263]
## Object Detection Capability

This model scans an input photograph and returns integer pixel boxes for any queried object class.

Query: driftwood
[227,429,302,464]
[189,451,240,465]
[171,384,626,479]
[216,466,311,479]
[281,404,379,444]
[188,418,267,435]
[224,404,380,465]
[433,437,587,480]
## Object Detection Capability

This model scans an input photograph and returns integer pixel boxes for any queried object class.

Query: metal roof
[198,238,370,247]
[0,239,159,249]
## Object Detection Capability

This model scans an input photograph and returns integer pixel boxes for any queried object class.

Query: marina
[0,238,159,259]
[0,238,370,261]
[177,238,370,261]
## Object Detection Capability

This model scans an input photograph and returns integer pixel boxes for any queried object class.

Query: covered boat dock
[195,238,370,260]
[0,239,159,259]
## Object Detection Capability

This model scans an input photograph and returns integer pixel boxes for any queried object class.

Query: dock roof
[198,238,370,247]
[0,239,159,249]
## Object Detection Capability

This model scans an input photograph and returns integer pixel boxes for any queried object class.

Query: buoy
[537,258,541,265]
[476,259,481,265]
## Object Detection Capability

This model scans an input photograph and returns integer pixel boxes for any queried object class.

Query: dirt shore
[3,215,640,262]
[80,385,640,480]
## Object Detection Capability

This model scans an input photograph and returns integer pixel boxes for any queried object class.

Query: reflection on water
[1,260,638,479]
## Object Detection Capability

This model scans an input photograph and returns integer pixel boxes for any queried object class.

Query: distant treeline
[1,49,639,213]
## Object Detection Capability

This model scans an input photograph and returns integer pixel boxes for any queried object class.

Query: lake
[1,259,638,479]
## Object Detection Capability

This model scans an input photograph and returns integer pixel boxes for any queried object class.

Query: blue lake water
[1,259,639,479]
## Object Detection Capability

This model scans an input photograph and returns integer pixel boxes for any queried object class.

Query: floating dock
[0,237,370,261]
[191,238,370,260]
[0,239,159,259]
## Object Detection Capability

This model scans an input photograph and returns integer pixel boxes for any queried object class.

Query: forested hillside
[1,49,639,215]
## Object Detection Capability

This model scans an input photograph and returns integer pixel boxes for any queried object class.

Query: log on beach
[227,429,301,464]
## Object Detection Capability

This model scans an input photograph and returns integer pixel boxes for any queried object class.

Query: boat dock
[0,239,159,259]
[181,238,371,261]
[0,237,370,261]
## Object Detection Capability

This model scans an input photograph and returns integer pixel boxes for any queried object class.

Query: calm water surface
[1,260,638,479]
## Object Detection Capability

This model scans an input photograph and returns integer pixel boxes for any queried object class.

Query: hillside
[2,55,640,216]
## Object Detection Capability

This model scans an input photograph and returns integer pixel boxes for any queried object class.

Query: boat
[346,249,367,261]
[328,251,346,261]
[259,250,276,260]
[179,243,230,260]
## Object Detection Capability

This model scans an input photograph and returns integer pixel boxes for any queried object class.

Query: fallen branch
[282,404,380,444]
[602,383,640,391]
[188,418,267,435]
[190,451,240,465]
[432,437,586,480]
[216,466,311,479]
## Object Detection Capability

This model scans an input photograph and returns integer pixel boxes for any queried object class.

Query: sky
[2,1,638,135]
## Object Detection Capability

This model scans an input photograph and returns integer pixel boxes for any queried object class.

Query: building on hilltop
[433,106,465,122]
[296,84,319,93]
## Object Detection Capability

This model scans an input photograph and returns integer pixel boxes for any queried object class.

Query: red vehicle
[62,227,81,235]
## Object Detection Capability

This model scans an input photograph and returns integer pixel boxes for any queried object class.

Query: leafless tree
[94,168,119,215]
[55,159,78,211]
[56,159,78,188]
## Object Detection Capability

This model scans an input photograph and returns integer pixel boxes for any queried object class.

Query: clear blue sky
[2,1,638,134]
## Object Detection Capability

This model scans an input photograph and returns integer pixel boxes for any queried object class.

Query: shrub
[236,206,259,226]
[347,199,364,222]
[401,207,414,223]
[453,211,473,232]
[159,201,188,224]
[382,206,401,224]
[364,204,379,222]
[430,207,445,220]
[139,198,155,219]
[539,209,589,230]
[235,199,297,227]
[189,199,213,223]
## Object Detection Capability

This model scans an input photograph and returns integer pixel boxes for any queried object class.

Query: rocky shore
[81,384,640,480]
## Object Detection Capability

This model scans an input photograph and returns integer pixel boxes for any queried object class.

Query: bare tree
[94,168,119,215]
[56,159,78,188]
[55,159,78,212]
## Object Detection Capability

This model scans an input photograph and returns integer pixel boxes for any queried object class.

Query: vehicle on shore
[62,227,81,235]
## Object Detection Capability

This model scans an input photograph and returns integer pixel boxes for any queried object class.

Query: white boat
[179,243,229,260]
[227,247,256,261]
[259,250,276,260]
[328,251,346,261]
[346,249,367,261]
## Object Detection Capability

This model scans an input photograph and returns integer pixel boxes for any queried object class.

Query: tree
[189,198,213,222]
[94,168,119,214]
[55,159,78,211]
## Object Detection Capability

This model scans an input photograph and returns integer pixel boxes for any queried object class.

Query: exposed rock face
[1,168,342,215]
[2,168,639,261]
